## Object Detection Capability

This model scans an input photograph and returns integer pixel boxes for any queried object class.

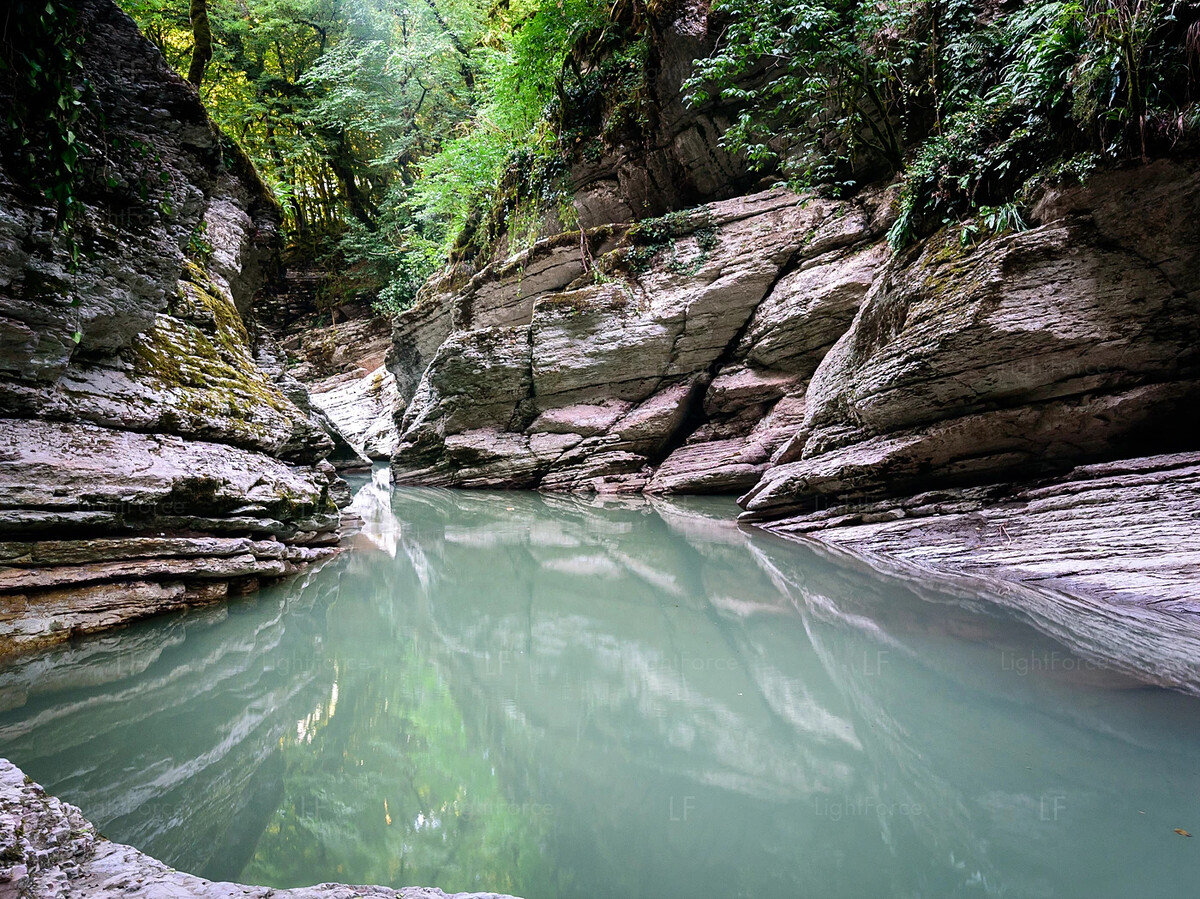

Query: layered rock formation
[739,161,1200,611]
[742,161,1200,517]
[262,274,399,463]
[387,144,1200,609]
[0,0,349,654]
[390,188,895,493]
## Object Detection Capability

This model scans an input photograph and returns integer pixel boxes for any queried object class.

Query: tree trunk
[187,0,213,86]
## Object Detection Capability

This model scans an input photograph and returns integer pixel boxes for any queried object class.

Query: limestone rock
[390,187,894,492]
[0,420,339,538]
[759,452,1200,613]
[0,0,350,650]
[0,420,344,654]
[742,163,1200,518]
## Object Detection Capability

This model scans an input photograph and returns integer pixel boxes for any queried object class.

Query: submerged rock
[0,758,520,899]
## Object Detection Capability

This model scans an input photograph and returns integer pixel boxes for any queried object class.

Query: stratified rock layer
[0,0,349,654]
[742,162,1200,519]
[390,188,895,493]
[389,158,1200,611]
[759,452,1200,614]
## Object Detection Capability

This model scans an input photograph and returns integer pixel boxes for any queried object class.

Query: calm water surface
[2,475,1199,898]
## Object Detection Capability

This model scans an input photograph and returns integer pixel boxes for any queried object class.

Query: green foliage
[116,0,620,315]
[0,0,90,241]
[887,2,1088,247]
[690,0,1200,250]
[186,220,215,263]
[625,207,717,275]
[410,0,614,264]
[685,0,953,191]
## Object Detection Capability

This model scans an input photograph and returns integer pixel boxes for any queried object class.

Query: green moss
[130,267,301,450]
[623,205,718,276]
[537,284,631,318]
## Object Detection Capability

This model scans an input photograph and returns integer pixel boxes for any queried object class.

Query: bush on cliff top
[686,0,1200,247]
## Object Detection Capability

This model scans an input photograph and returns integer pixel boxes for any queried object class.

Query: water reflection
[1,482,1198,898]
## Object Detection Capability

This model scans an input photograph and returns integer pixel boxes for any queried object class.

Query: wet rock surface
[0,758,519,899]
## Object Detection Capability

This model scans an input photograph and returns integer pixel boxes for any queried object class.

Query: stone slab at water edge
[0,759,519,899]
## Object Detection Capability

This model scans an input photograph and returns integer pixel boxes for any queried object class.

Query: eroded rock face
[0,0,350,654]
[388,157,1200,609]
[0,758,520,899]
[0,419,344,653]
[390,188,896,492]
[568,0,757,224]
[757,452,1200,614]
[741,160,1200,519]
[272,307,397,463]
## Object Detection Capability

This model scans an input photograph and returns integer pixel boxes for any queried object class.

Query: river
[1,474,1198,898]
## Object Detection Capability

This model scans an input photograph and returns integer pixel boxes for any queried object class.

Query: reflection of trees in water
[240,548,563,896]
[1,485,1198,898]
[0,569,334,880]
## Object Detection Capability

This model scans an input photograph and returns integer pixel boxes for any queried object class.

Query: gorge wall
[0,0,353,655]
[381,4,1200,612]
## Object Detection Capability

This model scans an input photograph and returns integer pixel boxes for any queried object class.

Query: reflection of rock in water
[348,465,403,557]
[2,483,1199,898]
[0,567,340,879]
[370,489,1200,898]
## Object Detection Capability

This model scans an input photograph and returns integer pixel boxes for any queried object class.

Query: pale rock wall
[387,158,1200,610]
[389,188,896,494]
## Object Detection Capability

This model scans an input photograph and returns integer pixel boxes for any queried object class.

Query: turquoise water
[2,477,1198,898]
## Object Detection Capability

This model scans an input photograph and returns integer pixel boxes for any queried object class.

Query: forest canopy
[116,0,614,313]
[110,0,1200,313]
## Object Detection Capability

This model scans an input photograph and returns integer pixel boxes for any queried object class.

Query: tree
[187,0,212,85]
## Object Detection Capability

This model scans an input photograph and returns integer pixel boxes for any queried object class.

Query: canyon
[1,0,1198,893]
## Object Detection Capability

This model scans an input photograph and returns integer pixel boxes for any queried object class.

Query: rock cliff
[0,0,349,655]
[390,187,895,494]
[388,138,1200,609]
